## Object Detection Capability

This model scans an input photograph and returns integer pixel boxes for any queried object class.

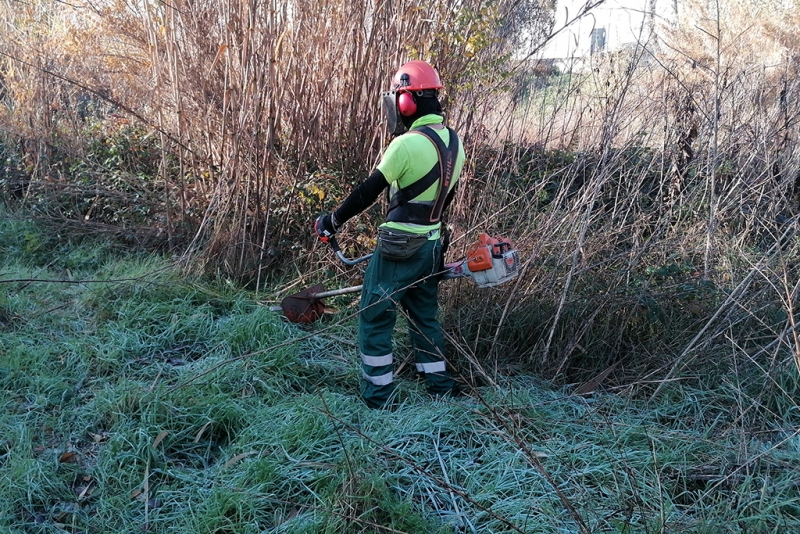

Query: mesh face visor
[381,91,407,137]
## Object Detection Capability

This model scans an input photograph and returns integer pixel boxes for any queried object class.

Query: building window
[590,28,606,55]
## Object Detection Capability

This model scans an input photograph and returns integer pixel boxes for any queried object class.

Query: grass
[2,209,800,533]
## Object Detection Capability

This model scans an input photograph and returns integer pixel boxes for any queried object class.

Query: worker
[314,60,466,409]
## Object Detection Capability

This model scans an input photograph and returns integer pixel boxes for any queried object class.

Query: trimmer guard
[280,283,326,324]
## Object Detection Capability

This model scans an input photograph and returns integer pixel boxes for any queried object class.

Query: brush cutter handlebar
[327,236,374,266]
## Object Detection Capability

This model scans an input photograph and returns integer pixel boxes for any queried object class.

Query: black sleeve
[333,169,389,224]
[443,182,458,213]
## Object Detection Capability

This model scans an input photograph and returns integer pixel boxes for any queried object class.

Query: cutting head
[279,283,326,323]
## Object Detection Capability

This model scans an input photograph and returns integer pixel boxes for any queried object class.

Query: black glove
[314,213,340,243]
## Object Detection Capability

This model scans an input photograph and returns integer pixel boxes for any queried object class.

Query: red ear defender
[397,91,417,117]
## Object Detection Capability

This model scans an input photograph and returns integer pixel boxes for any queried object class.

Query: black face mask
[381,91,407,137]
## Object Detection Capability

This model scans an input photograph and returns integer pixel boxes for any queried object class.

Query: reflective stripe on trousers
[361,352,394,387]
[416,361,446,373]
[361,353,393,367]
[361,369,393,386]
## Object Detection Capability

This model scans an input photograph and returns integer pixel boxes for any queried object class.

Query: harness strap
[387,126,459,225]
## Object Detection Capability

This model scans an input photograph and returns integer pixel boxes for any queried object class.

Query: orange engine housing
[466,233,514,272]
[463,233,520,288]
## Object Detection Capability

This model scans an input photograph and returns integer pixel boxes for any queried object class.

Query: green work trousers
[358,238,456,408]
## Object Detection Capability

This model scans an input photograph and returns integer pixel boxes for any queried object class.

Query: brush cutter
[272,232,520,323]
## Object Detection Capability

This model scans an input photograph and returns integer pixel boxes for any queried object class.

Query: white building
[540,0,678,68]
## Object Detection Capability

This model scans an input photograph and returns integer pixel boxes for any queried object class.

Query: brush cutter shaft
[330,236,466,280]
[314,285,364,298]
[273,232,518,324]
[329,233,519,286]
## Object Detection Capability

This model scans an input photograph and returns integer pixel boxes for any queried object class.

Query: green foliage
[0,122,179,242]
[56,122,169,226]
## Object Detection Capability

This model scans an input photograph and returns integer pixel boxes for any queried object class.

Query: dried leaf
[206,44,228,77]
[152,430,168,448]
[223,451,258,468]
[59,451,78,463]
[77,479,94,501]
[194,421,213,443]
[572,362,620,396]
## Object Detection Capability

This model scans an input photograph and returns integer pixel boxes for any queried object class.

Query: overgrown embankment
[3,0,800,391]
[2,211,799,533]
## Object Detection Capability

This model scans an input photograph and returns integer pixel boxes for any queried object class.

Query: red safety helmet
[382,60,443,136]
[391,60,443,117]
